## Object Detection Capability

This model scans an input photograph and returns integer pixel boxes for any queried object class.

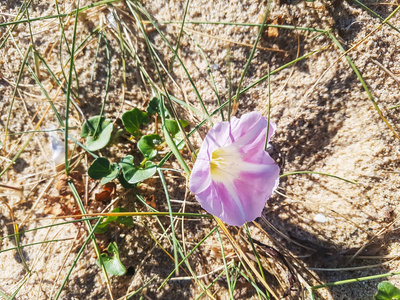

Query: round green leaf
[100,163,120,185]
[375,281,400,300]
[118,174,136,189]
[121,108,149,137]
[138,134,162,159]
[165,119,189,136]
[120,155,136,182]
[86,121,113,151]
[88,157,111,180]
[146,97,160,115]
[81,116,111,138]
[123,161,157,184]
[97,242,126,276]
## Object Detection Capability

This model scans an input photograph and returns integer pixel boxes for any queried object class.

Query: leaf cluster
[82,99,188,187]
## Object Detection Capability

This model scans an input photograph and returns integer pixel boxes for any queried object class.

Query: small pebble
[314,213,327,223]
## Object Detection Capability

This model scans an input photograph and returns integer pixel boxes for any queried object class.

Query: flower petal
[189,156,212,195]
[195,181,247,226]
[195,161,279,226]
[233,163,280,223]
[204,121,234,151]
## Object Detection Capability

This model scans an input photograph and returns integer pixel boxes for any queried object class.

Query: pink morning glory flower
[189,111,280,226]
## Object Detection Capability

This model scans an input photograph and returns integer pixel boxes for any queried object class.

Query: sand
[1,0,400,299]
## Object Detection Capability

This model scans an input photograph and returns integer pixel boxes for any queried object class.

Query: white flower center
[210,146,243,183]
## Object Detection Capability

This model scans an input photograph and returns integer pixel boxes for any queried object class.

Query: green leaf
[88,158,120,184]
[114,207,134,227]
[121,160,157,184]
[94,208,133,234]
[375,281,400,300]
[146,97,169,117]
[174,134,185,150]
[165,119,179,136]
[100,163,120,185]
[164,119,189,150]
[120,155,136,182]
[86,122,113,151]
[81,116,113,151]
[81,116,111,138]
[94,216,115,234]
[117,174,137,189]
[138,134,163,159]
[146,97,160,115]
[0,141,3,150]
[97,242,126,276]
[88,157,111,180]
[121,108,149,137]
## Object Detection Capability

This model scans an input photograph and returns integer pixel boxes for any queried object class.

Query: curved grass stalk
[67,181,114,299]
[215,217,278,299]
[4,44,32,148]
[328,32,400,142]
[233,0,271,106]
[157,169,179,275]
[0,238,73,254]
[0,0,123,28]
[311,270,400,290]
[0,200,30,274]
[351,0,400,34]
[159,20,327,33]
[54,218,103,300]
[280,171,357,185]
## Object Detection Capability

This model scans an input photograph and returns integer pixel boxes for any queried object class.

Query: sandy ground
[1,0,400,299]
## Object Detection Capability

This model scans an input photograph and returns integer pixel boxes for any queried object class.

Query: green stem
[312,271,400,290]
[233,0,271,105]
[0,0,123,27]
[281,171,357,185]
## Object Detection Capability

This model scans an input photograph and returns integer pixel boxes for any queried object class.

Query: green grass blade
[160,20,326,33]
[216,229,233,299]
[158,226,219,290]
[280,171,357,185]
[157,169,179,275]
[64,0,80,174]
[169,0,190,68]
[0,238,73,254]
[233,0,271,105]
[328,32,400,141]
[0,0,123,28]
[54,218,103,300]
[351,0,400,34]
[4,44,32,148]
